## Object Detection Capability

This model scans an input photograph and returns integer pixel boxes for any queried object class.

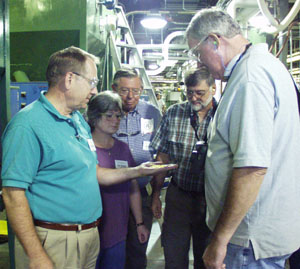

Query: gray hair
[186,7,242,42]
[184,68,215,88]
[112,67,143,88]
[86,91,123,132]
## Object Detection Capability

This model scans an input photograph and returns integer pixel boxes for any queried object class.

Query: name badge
[87,139,96,152]
[141,118,154,134]
[143,141,150,151]
[115,160,129,168]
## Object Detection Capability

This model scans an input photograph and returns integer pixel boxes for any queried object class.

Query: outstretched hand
[138,161,178,176]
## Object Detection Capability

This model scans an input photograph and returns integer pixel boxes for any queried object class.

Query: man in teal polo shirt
[1,46,176,269]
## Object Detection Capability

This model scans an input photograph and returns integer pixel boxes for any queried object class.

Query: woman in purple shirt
[86,91,149,269]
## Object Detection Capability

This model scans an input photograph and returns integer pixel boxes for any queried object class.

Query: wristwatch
[136,221,144,227]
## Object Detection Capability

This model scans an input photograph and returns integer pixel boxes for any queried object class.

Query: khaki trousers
[15,226,99,269]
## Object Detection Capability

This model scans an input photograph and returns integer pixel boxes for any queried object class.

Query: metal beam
[0,0,10,135]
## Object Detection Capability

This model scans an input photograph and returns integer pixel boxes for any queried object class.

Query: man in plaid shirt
[150,68,217,269]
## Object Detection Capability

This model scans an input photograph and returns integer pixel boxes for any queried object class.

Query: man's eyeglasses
[101,113,123,121]
[117,130,140,137]
[186,36,208,63]
[72,72,99,89]
[186,89,210,98]
[118,87,141,97]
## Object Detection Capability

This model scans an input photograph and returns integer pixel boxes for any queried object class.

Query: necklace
[94,139,114,156]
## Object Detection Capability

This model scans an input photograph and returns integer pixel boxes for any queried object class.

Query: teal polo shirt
[1,92,102,224]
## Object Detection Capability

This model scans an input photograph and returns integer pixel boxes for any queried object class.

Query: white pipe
[257,0,278,27]
[146,31,185,76]
[257,0,300,34]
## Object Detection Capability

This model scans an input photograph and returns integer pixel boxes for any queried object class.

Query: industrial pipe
[257,0,300,34]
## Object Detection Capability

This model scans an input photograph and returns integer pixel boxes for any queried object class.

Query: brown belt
[34,218,101,231]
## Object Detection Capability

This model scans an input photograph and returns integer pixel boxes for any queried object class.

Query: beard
[190,95,213,112]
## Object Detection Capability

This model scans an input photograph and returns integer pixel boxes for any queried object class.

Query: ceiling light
[141,15,167,30]
[148,62,159,70]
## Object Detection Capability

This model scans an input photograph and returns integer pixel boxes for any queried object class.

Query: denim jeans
[224,242,290,268]
[96,240,126,269]
[289,248,300,269]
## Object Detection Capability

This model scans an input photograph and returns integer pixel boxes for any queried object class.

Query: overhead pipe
[125,10,196,18]
[143,31,186,76]
[257,0,300,34]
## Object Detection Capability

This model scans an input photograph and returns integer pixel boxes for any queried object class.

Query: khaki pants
[15,226,99,269]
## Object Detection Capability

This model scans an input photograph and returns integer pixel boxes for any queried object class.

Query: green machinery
[0,0,10,135]
[9,0,157,102]
[10,0,104,81]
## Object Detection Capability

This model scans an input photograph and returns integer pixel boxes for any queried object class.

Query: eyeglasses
[186,36,208,63]
[118,87,141,97]
[72,72,99,89]
[117,130,140,137]
[186,89,210,98]
[101,113,123,121]
[116,114,141,137]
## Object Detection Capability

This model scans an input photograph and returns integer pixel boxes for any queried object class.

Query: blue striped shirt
[114,100,161,188]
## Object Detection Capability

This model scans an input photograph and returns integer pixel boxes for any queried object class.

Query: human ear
[208,34,220,51]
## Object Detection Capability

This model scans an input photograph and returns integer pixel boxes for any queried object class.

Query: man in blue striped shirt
[112,67,161,269]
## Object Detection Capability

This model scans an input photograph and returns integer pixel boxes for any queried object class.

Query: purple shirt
[96,138,135,249]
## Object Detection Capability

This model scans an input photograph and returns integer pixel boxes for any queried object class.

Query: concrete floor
[147,220,194,269]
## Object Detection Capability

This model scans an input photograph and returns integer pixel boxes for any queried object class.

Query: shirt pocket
[168,133,194,161]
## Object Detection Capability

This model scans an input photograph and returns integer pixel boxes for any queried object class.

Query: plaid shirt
[151,99,216,192]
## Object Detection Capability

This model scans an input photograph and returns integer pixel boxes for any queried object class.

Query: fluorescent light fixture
[148,62,159,70]
[141,16,167,30]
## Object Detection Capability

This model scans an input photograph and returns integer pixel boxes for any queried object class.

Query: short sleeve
[1,125,41,188]
[151,112,169,154]
[229,81,273,168]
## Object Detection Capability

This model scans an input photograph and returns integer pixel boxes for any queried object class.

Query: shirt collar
[39,91,77,120]
[223,43,252,81]
[223,53,242,81]
[127,101,142,116]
